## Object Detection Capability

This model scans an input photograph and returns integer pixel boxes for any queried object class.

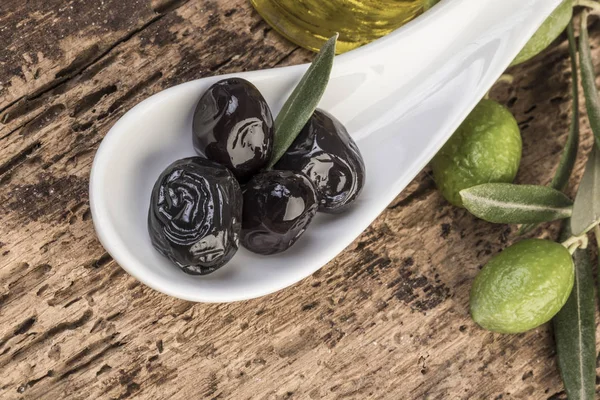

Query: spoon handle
[340,0,565,70]
[320,0,565,136]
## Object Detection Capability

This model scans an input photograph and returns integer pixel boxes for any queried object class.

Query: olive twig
[496,74,514,85]
[593,224,600,248]
[575,0,600,11]
[561,233,589,252]
[567,243,580,255]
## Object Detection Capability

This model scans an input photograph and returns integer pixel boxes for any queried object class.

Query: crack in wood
[92,252,113,268]
[209,56,235,73]
[106,311,123,321]
[65,334,119,366]
[0,96,47,134]
[20,104,67,137]
[0,0,192,121]
[2,264,53,310]
[57,340,125,381]
[96,364,112,376]
[63,297,82,308]
[39,230,69,253]
[107,71,163,115]
[16,370,54,394]
[273,47,301,67]
[55,45,103,80]
[71,85,118,117]
[0,141,41,177]
[3,310,93,367]
[5,174,88,224]
[35,284,49,297]
[13,316,36,336]
[151,0,190,14]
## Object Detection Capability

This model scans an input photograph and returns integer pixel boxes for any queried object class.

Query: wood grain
[0,1,599,399]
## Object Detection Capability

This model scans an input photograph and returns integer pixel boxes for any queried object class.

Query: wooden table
[1,1,597,398]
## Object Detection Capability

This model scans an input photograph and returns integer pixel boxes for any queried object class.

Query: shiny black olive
[148,157,242,275]
[241,171,318,255]
[274,109,366,213]
[192,78,274,182]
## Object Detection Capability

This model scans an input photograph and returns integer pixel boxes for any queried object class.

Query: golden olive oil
[251,0,424,54]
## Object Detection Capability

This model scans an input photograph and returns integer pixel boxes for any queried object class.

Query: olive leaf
[268,34,337,168]
[551,22,580,193]
[520,21,579,234]
[553,223,596,400]
[460,183,573,224]
[579,10,600,149]
[511,0,572,66]
[570,146,600,235]
[571,11,600,235]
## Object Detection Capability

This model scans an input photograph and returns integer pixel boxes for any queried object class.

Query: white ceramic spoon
[90,0,565,302]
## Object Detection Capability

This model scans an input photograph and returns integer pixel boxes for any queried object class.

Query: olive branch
[446,2,600,398]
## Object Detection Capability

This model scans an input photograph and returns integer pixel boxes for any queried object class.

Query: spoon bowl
[90,0,564,302]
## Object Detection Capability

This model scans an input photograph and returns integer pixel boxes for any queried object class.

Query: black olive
[148,157,242,275]
[241,171,318,255]
[193,78,274,182]
[274,109,365,213]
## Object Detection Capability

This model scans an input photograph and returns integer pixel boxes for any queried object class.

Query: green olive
[470,239,574,334]
[431,99,522,207]
[511,0,572,66]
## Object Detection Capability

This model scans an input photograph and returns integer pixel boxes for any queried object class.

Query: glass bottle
[251,0,425,54]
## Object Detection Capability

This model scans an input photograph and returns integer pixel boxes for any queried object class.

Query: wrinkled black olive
[241,171,318,255]
[148,157,242,275]
[193,78,274,182]
[274,109,366,213]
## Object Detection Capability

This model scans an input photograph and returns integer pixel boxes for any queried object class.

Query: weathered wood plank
[1,0,176,115]
[0,1,598,399]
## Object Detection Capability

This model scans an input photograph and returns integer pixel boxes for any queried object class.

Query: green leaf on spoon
[268,34,337,168]
[460,183,573,224]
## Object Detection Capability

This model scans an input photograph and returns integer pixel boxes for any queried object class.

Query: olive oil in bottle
[251,0,424,54]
